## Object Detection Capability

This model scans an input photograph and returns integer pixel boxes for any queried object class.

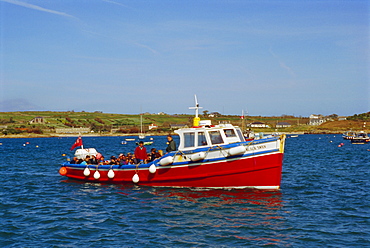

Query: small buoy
[23,144,26,146]
[26,142,30,144]
[132,173,139,183]
[108,169,115,179]
[36,145,39,148]
[62,154,66,156]
[149,164,156,173]
[83,167,90,177]
[94,170,100,179]
[59,167,67,176]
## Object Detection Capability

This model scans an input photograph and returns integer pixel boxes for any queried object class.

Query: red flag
[70,136,83,150]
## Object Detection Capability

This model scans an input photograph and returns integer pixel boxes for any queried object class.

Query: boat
[135,141,153,146]
[138,113,146,139]
[59,96,286,189]
[350,131,370,144]
[342,130,357,140]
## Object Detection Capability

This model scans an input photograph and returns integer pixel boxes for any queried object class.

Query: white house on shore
[29,117,45,124]
[276,122,291,128]
[309,114,327,125]
[248,122,270,128]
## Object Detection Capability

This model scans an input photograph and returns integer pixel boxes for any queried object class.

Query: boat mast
[140,114,142,133]
[189,95,202,127]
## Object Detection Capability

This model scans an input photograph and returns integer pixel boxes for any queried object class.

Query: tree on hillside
[347,112,370,120]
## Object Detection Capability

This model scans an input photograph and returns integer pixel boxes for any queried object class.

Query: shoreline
[0,130,357,139]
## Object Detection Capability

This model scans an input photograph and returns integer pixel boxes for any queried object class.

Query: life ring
[59,167,67,176]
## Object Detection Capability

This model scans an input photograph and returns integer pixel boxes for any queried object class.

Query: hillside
[0,111,369,137]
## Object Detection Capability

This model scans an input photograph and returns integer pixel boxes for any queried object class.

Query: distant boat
[136,141,153,146]
[343,131,357,140]
[350,131,370,144]
[125,138,135,141]
[138,113,146,139]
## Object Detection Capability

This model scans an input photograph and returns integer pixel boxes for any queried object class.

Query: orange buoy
[59,167,67,176]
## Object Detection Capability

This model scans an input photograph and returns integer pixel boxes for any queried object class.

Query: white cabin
[175,122,245,151]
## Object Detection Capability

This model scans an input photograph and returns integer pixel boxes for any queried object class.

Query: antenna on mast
[189,95,202,126]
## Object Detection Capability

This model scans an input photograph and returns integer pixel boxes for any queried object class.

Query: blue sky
[0,0,369,117]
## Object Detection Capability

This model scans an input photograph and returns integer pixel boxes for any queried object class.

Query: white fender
[83,167,90,177]
[159,156,174,166]
[108,169,115,179]
[149,164,157,173]
[190,152,206,161]
[228,146,246,156]
[93,170,100,179]
[132,173,139,183]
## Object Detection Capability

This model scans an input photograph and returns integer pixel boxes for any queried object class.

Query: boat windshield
[223,129,237,137]
[184,132,195,148]
[197,132,208,146]
[236,128,244,141]
[209,130,224,145]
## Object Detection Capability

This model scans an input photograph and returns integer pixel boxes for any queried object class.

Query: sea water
[0,135,369,247]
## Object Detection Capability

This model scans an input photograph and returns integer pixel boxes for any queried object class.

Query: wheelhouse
[175,122,245,151]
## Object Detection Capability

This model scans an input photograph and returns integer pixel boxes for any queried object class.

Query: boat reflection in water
[146,188,289,245]
[151,188,283,208]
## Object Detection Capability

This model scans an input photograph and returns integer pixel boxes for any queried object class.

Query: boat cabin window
[224,129,236,137]
[197,132,208,146]
[184,132,195,148]
[209,130,224,145]
[236,128,245,141]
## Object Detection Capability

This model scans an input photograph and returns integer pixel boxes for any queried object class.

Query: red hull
[61,152,283,189]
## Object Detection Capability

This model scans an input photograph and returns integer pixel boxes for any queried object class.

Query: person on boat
[90,155,98,165]
[80,155,91,165]
[109,156,120,165]
[70,157,78,164]
[148,148,157,162]
[166,135,177,153]
[158,149,163,157]
[98,156,106,165]
[118,154,127,165]
[134,141,148,163]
